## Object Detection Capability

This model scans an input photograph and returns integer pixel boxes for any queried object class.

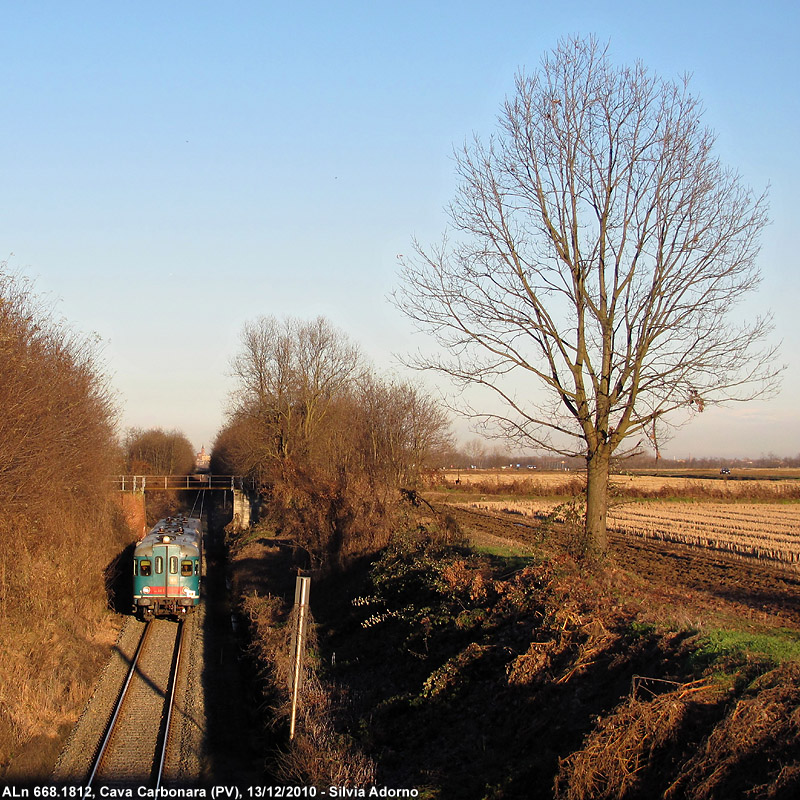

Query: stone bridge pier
[231,488,258,529]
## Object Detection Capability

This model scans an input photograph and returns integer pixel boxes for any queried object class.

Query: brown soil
[444,503,800,630]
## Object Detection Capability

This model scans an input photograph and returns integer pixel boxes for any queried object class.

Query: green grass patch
[468,538,535,559]
[692,627,800,672]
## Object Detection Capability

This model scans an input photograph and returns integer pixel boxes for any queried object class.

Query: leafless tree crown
[396,36,780,458]
[217,314,452,564]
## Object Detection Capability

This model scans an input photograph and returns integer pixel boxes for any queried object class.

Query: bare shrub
[257,462,397,570]
[555,680,717,800]
[0,266,128,776]
[275,671,376,788]
[240,593,376,787]
[216,315,451,567]
[665,663,800,800]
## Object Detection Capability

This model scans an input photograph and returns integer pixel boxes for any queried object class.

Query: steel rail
[85,621,153,787]
[154,619,186,791]
[86,619,185,789]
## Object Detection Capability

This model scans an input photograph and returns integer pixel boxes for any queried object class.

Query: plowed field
[438,502,800,630]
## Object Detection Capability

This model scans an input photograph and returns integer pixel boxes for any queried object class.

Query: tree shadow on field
[712,579,800,625]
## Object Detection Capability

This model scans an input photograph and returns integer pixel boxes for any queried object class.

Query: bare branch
[394,36,781,550]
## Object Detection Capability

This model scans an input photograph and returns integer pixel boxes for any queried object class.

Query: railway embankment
[224,506,379,786]
[198,496,265,784]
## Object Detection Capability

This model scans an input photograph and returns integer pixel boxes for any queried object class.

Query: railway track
[87,618,186,789]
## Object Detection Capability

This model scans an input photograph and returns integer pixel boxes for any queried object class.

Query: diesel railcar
[132,516,202,618]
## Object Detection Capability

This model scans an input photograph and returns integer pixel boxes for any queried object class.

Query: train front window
[140,559,152,577]
[155,556,163,574]
[181,560,193,577]
[170,556,178,574]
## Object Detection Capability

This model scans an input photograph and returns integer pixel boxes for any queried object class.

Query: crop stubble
[443,469,800,569]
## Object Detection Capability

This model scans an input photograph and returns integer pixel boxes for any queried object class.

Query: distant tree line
[123,427,196,475]
[212,315,452,567]
[439,446,800,472]
[616,453,800,470]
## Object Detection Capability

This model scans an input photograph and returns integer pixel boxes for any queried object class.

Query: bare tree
[228,315,365,468]
[219,316,452,565]
[0,268,118,512]
[463,438,488,468]
[353,373,452,486]
[124,427,196,475]
[395,36,781,552]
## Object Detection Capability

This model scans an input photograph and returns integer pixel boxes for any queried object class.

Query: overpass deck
[115,474,252,492]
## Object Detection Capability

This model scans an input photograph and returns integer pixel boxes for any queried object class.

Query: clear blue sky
[2,1,798,459]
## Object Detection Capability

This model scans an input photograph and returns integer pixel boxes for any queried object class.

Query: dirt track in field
[438,502,800,630]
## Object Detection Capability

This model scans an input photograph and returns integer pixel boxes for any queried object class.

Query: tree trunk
[585,448,611,553]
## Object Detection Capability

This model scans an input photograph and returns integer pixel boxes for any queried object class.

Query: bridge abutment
[231,488,258,529]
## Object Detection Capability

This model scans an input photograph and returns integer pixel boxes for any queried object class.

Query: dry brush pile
[556,661,800,800]
[309,523,800,798]
[0,269,132,778]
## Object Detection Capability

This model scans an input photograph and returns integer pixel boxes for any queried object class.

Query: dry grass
[455,497,563,517]
[436,469,800,500]
[0,503,131,776]
[0,267,130,778]
[240,591,376,787]
[610,473,800,500]
[437,470,585,495]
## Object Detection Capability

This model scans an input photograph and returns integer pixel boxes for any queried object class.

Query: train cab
[133,516,202,618]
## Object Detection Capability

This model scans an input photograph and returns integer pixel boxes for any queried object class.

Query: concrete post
[289,575,312,740]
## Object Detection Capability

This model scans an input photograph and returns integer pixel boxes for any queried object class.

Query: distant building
[195,445,211,472]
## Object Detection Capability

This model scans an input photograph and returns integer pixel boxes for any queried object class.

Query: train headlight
[142,586,151,594]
